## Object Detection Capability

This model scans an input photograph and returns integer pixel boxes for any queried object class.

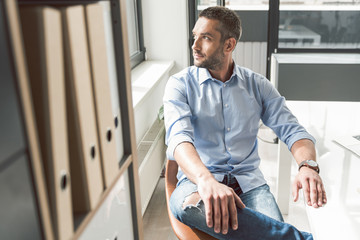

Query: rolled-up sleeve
[258,76,316,150]
[163,75,194,160]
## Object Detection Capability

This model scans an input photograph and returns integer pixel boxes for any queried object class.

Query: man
[163,6,326,239]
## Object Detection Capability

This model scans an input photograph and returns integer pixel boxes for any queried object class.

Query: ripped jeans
[169,174,313,240]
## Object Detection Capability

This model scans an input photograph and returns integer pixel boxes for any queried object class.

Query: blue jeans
[170,174,313,240]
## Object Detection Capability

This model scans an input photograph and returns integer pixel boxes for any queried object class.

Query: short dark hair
[199,6,242,43]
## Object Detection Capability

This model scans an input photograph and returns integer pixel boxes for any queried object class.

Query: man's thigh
[240,184,284,222]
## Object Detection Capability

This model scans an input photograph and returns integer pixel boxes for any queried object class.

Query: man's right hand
[197,177,245,235]
[173,142,245,234]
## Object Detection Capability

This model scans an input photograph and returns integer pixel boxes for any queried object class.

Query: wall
[141,0,189,74]
[132,0,189,145]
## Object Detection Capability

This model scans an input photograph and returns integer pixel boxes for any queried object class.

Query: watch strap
[298,160,320,173]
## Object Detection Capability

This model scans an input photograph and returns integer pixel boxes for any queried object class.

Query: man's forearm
[290,138,316,165]
[173,142,214,184]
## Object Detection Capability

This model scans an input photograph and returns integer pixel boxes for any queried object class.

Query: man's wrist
[298,159,320,173]
[196,172,216,185]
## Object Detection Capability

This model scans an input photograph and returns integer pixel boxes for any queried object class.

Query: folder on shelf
[19,6,73,240]
[62,5,103,212]
[85,3,120,188]
[99,0,125,172]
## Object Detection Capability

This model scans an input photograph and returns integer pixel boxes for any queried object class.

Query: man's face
[192,17,225,70]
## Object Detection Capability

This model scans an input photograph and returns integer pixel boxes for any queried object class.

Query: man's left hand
[292,167,327,208]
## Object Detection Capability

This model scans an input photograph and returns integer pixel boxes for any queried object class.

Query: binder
[99,0,125,170]
[19,6,73,240]
[85,3,120,188]
[62,5,103,212]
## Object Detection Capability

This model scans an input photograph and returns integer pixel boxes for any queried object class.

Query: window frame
[128,0,145,69]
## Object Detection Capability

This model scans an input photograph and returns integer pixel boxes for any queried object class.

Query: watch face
[307,160,318,167]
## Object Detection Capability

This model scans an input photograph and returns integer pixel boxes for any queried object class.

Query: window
[267,0,360,75]
[197,0,218,10]
[189,0,360,78]
[278,0,360,49]
[125,0,145,68]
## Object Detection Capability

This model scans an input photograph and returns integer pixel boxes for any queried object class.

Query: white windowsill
[131,60,175,108]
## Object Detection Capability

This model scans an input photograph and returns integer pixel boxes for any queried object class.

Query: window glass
[126,0,140,58]
[279,0,360,49]
[197,0,218,14]
[226,0,269,10]
[225,0,269,42]
[198,0,218,7]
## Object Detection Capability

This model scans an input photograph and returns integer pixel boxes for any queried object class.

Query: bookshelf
[0,0,143,239]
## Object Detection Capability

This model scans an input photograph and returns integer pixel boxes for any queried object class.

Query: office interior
[1,0,359,239]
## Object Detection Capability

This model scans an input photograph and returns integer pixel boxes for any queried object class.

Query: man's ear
[224,37,237,53]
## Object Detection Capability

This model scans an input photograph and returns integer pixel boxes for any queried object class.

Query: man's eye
[204,36,210,40]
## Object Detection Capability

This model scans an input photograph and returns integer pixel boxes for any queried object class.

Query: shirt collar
[198,67,213,85]
[197,61,243,85]
[232,62,242,80]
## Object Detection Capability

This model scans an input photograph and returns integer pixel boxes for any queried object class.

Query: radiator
[137,119,166,215]
[233,41,267,77]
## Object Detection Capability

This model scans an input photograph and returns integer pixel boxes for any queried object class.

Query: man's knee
[182,191,202,210]
[170,191,204,225]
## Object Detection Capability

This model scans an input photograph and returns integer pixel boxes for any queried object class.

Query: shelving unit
[0,0,143,239]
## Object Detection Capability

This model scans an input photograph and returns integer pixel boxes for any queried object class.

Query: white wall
[141,0,190,74]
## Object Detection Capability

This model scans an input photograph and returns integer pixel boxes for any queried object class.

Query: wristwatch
[298,160,320,173]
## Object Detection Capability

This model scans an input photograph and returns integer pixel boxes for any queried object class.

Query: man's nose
[192,38,200,51]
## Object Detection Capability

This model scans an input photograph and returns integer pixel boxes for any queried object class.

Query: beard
[193,47,225,71]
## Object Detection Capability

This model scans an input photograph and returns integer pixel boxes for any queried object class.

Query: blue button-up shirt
[163,64,315,193]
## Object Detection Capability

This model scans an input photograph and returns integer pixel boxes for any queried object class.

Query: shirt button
[228,148,231,151]
[225,104,228,108]
[224,84,227,87]
[227,127,230,131]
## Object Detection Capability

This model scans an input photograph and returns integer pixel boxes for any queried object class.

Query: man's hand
[292,167,327,208]
[197,177,245,235]
[173,142,245,234]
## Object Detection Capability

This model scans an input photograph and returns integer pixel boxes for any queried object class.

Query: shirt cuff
[166,134,194,160]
